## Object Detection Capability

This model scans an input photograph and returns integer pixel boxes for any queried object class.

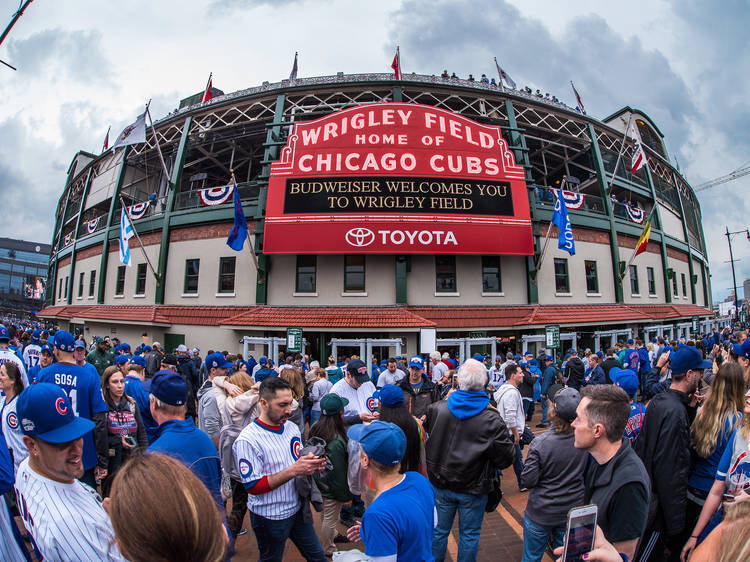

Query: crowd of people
[0,319,748,561]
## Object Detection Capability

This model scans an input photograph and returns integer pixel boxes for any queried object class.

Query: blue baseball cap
[0,326,9,340]
[524,350,533,357]
[74,339,86,350]
[626,338,635,345]
[115,354,130,365]
[614,371,639,398]
[473,353,485,362]
[40,344,53,355]
[669,346,712,375]
[143,370,187,406]
[205,352,233,370]
[409,356,424,369]
[545,355,554,361]
[130,355,147,367]
[259,356,268,365]
[120,342,131,351]
[17,383,95,443]
[53,330,76,352]
[375,384,404,408]
[31,329,41,343]
[347,421,406,466]
[568,349,577,355]
[733,340,750,360]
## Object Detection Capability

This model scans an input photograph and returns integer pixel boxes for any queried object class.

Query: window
[435,256,457,293]
[115,266,126,296]
[681,273,687,297]
[585,260,598,294]
[78,272,84,298]
[135,263,147,295]
[63,276,68,299]
[184,259,200,294]
[218,257,236,293]
[554,258,569,293]
[629,265,639,295]
[481,256,502,293]
[295,256,316,293]
[647,267,656,295]
[672,271,679,296]
[89,270,96,297]
[344,256,365,292]
[58,277,63,299]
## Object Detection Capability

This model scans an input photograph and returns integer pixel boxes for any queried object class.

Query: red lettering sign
[263,103,533,254]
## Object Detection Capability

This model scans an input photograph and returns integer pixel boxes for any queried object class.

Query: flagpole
[231,169,259,272]
[119,197,161,283]
[494,57,505,93]
[102,125,110,153]
[397,46,401,79]
[606,113,634,196]
[202,72,213,101]
[144,100,172,184]
[535,177,568,275]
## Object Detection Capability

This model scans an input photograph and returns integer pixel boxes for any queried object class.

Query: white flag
[119,207,134,266]
[494,57,516,89]
[631,124,647,174]
[112,112,146,149]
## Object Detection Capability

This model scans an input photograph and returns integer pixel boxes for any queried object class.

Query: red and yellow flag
[633,211,653,258]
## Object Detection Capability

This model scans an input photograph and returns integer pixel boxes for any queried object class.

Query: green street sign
[286,327,302,353]
[691,316,699,332]
[545,325,560,349]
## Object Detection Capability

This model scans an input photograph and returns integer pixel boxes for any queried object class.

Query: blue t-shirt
[715,427,750,495]
[361,472,435,561]
[689,414,740,492]
[37,362,108,470]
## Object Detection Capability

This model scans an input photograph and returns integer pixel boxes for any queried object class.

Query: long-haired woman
[376,384,425,474]
[0,362,27,473]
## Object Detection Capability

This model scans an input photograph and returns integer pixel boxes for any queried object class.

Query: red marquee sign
[263,103,533,254]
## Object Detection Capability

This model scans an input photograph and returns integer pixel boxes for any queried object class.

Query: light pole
[725,226,749,321]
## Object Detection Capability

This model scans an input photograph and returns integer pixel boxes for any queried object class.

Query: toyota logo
[345,228,375,247]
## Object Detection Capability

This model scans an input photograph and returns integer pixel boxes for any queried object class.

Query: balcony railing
[175,182,261,211]
[535,186,606,215]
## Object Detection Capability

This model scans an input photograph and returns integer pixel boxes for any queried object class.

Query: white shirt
[494,383,525,435]
[14,458,125,561]
[488,366,505,389]
[0,349,28,389]
[0,395,27,474]
[330,378,378,418]
[23,344,41,370]
[377,368,405,388]
[430,361,449,383]
[233,419,302,520]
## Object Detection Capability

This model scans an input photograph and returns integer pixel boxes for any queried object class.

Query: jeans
[309,409,322,427]
[228,478,248,538]
[433,486,486,562]
[522,515,565,562]
[250,508,327,562]
[540,396,549,424]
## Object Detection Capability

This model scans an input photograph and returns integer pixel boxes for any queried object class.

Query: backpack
[219,402,256,481]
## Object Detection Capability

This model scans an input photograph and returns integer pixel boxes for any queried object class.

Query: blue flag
[552,189,575,255]
[226,181,247,251]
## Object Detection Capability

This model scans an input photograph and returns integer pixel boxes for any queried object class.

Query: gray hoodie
[197,379,221,441]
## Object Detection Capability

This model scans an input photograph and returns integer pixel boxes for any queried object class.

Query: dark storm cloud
[5,28,113,84]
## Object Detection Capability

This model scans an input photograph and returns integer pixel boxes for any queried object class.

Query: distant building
[0,237,50,314]
[743,278,750,302]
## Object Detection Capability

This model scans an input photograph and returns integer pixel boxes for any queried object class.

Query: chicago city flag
[119,207,134,266]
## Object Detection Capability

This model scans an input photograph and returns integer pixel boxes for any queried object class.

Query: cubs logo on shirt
[6,412,17,429]
[238,458,252,478]
[366,396,378,413]
[290,436,301,461]
[55,397,68,416]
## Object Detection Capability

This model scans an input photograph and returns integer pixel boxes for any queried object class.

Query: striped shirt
[23,344,41,371]
[233,419,302,520]
[330,378,378,417]
[14,458,125,561]
[0,395,27,474]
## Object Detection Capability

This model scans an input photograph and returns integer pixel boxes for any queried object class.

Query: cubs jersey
[233,419,302,520]
[14,457,126,561]
[0,349,28,389]
[330,378,378,417]
[0,395,28,473]
[37,363,108,470]
[22,344,41,371]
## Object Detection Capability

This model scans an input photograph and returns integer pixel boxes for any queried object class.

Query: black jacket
[397,375,440,419]
[634,388,696,535]
[564,356,585,389]
[601,357,621,383]
[424,400,515,495]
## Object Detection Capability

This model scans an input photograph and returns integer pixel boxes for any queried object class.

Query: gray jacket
[520,430,589,527]
[197,380,221,441]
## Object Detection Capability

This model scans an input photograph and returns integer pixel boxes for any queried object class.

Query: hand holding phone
[562,505,597,562]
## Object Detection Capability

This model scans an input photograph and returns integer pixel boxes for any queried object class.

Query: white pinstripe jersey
[330,378,378,417]
[233,419,302,520]
[0,396,27,474]
[0,350,28,389]
[0,498,27,562]
[23,345,41,371]
[14,458,125,561]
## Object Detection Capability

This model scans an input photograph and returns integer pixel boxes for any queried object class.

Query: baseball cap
[17,383,95,443]
[95,336,105,344]
[205,352,232,370]
[408,356,424,370]
[626,338,635,345]
[31,329,41,343]
[347,421,406,466]
[669,346,712,375]
[74,339,86,350]
[176,344,188,353]
[347,358,369,383]
[130,355,147,367]
[40,344,53,355]
[320,394,349,416]
[120,342,131,351]
[375,384,404,408]
[143,370,187,406]
[114,354,130,365]
[0,326,9,340]
[259,356,268,365]
[152,342,161,349]
[614,371,639,398]
[568,349,577,355]
[547,383,564,402]
[53,330,76,352]
[524,350,533,357]
[472,353,485,362]
[545,355,554,361]
[553,387,581,423]
[733,340,750,360]
[142,345,151,352]
[162,353,178,367]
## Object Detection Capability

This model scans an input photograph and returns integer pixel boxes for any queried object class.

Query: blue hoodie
[447,390,490,420]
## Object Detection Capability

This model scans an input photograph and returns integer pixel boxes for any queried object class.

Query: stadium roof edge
[602,106,665,138]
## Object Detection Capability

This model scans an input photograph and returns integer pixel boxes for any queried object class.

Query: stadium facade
[38,72,718,362]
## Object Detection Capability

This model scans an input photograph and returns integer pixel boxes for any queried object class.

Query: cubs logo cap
[374,384,404,408]
[206,352,233,370]
[144,370,187,406]
[74,339,86,350]
[129,355,147,367]
[408,356,424,370]
[31,329,41,343]
[733,340,750,360]
[259,356,268,365]
[53,330,76,352]
[0,325,9,340]
[115,354,130,365]
[320,393,349,416]
[16,383,94,443]
[669,345,712,375]
[347,358,370,383]
[347,421,406,466]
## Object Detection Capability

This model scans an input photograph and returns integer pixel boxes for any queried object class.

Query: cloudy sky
[0,0,747,303]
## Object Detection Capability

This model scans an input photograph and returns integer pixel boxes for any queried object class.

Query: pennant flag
[631,124,647,174]
[199,183,235,206]
[552,189,586,210]
[625,203,645,224]
[634,212,653,258]
[112,112,147,149]
[570,81,585,112]
[226,179,248,251]
[391,46,401,80]
[201,73,213,103]
[127,201,150,220]
[289,52,298,81]
[63,232,74,246]
[86,217,100,234]
[119,207,135,266]
[494,57,516,89]
[551,189,575,255]
[102,125,110,152]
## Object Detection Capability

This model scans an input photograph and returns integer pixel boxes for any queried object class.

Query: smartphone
[452,374,459,388]
[562,505,598,562]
